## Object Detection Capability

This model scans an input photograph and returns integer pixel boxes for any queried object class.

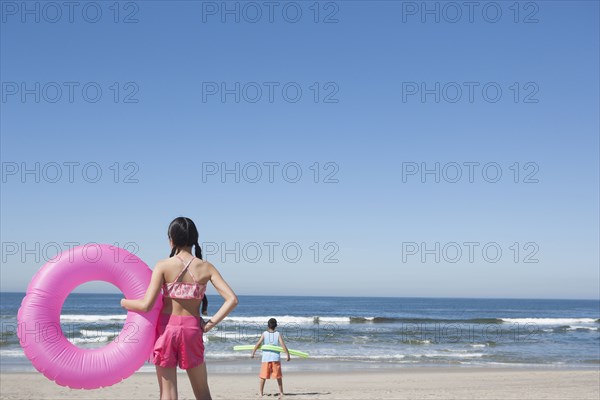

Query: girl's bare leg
[156,365,178,400]
[259,378,266,396]
[277,378,284,398]
[186,362,212,400]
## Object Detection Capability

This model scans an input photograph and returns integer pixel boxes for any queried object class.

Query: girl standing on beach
[121,217,238,400]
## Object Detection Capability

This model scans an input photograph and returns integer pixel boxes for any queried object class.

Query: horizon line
[2,291,599,302]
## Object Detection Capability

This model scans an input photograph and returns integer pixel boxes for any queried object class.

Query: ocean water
[1,293,599,372]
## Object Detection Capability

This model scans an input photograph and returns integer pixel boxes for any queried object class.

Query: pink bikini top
[163,255,207,300]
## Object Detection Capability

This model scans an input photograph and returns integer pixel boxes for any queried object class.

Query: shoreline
[3,364,600,374]
[1,367,599,399]
[3,358,600,374]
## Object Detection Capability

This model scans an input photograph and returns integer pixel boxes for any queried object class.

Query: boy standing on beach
[252,318,290,398]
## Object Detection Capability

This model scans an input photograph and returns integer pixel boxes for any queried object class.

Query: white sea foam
[71,336,113,344]
[420,352,484,358]
[222,315,350,324]
[60,315,126,322]
[319,317,352,323]
[60,314,355,325]
[306,354,407,360]
[566,326,599,331]
[403,339,431,344]
[0,349,25,357]
[205,352,245,360]
[73,329,120,344]
[71,333,210,344]
[80,329,119,336]
[501,318,597,325]
[206,331,262,339]
[461,361,562,368]
[223,316,313,324]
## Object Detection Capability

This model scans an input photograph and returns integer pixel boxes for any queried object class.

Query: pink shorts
[152,314,205,370]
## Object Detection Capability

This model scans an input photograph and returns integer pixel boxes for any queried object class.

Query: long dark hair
[168,217,202,259]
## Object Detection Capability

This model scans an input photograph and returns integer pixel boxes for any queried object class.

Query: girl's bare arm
[203,262,238,332]
[121,263,163,312]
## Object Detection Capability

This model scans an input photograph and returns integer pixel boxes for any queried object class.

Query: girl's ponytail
[194,242,203,260]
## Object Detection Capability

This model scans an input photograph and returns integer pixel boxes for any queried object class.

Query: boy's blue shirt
[261,330,281,362]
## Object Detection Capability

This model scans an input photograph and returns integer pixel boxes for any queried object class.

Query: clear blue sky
[1,1,598,299]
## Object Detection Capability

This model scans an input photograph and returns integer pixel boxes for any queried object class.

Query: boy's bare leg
[259,378,266,396]
[277,378,284,398]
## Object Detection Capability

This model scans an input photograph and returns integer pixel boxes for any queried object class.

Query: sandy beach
[1,368,598,400]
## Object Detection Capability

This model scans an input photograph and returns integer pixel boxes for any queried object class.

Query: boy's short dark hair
[268,318,277,329]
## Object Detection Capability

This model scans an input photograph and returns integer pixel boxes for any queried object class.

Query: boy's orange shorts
[259,361,282,379]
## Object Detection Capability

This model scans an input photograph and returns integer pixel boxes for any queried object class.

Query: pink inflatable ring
[17,244,162,389]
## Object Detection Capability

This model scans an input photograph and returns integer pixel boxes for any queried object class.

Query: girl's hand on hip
[202,319,215,332]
